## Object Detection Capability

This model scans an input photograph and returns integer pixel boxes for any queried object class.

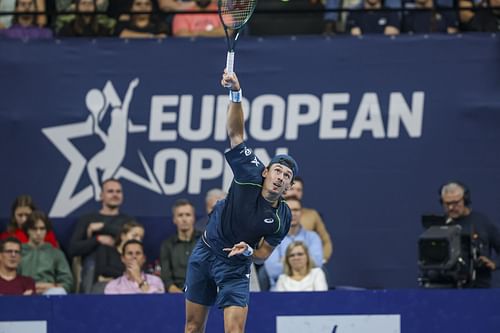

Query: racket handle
[226,51,235,74]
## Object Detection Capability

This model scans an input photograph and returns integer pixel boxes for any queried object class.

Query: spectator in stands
[0,0,16,29]
[104,239,164,294]
[324,0,340,35]
[346,0,400,35]
[93,220,144,292]
[0,0,52,39]
[438,182,500,287]
[115,0,168,38]
[0,195,59,248]
[275,241,328,292]
[58,0,114,37]
[172,0,224,37]
[284,176,332,264]
[195,188,226,231]
[403,0,459,34]
[0,237,35,295]
[57,0,107,12]
[160,199,201,293]
[459,0,500,32]
[68,178,134,293]
[0,0,47,28]
[19,211,73,295]
[264,196,323,290]
[158,0,195,11]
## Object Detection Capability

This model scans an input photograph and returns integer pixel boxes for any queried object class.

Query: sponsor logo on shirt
[251,157,260,167]
[240,147,252,156]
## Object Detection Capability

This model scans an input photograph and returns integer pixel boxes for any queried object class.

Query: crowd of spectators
[2,180,500,296]
[0,0,498,40]
[0,178,335,295]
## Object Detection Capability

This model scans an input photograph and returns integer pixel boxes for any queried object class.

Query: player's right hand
[221,70,240,91]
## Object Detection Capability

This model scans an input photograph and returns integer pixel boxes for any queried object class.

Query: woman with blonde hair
[276,241,328,292]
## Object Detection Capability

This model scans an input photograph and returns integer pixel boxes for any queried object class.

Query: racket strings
[219,0,256,29]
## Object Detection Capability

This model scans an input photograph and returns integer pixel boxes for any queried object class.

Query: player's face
[100,180,123,209]
[0,242,21,270]
[27,219,47,246]
[263,164,293,197]
[14,206,32,228]
[284,180,303,200]
[173,204,195,232]
[287,199,302,227]
[442,190,466,219]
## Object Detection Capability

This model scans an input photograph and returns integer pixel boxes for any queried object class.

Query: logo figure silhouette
[86,78,139,200]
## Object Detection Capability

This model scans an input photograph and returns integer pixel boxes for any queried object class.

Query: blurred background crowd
[0,0,499,40]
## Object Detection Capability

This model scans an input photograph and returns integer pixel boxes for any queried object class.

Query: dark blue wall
[1,35,500,289]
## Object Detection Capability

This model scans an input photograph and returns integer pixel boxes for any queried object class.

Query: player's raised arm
[221,71,244,149]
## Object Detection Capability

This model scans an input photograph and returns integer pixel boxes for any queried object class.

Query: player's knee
[224,321,245,333]
[185,319,205,333]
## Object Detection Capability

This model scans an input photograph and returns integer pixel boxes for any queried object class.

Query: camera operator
[440,182,500,287]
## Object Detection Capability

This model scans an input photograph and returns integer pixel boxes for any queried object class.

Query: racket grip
[226,51,235,74]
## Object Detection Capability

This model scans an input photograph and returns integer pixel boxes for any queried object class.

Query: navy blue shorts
[185,240,251,308]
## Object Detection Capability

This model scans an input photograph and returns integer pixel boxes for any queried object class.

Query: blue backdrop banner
[1,36,500,288]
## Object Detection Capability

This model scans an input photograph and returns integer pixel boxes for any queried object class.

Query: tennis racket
[218,0,257,76]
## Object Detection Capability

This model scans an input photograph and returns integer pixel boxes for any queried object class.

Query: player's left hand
[223,241,249,257]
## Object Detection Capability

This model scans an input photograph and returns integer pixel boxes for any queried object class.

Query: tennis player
[184,70,298,333]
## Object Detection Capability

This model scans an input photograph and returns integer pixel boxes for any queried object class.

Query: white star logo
[42,79,162,217]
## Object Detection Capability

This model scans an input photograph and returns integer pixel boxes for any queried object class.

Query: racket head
[218,0,257,30]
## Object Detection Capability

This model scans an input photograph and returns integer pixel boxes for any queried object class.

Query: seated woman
[114,0,167,38]
[104,239,164,294]
[0,0,52,39]
[275,241,328,292]
[0,195,59,248]
[92,220,145,293]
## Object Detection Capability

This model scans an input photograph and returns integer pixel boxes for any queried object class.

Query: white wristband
[242,245,254,257]
[229,89,242,103]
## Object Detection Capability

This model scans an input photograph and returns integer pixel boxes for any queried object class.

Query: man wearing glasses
[0,237,35,295]
[440,181,500,287]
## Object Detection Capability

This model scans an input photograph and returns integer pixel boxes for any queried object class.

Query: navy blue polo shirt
[204,142,291,262]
